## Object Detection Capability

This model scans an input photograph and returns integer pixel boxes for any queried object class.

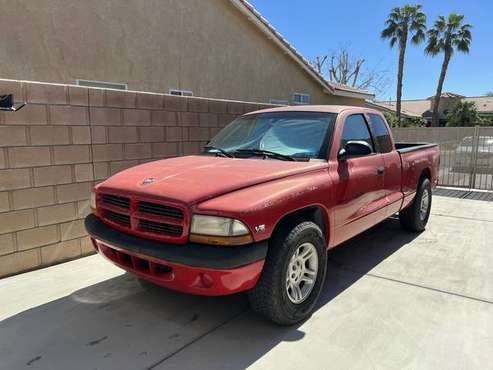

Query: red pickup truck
[85,105,439,325]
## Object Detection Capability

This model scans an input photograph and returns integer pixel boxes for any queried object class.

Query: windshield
[205,112,337,160]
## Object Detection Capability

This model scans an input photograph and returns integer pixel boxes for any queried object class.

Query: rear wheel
[248,221,327,325]
[399,178,432,232]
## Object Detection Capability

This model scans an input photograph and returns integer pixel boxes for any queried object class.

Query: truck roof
[245,105,380,115]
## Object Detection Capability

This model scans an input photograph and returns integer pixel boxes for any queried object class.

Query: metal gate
[392,126,493,191]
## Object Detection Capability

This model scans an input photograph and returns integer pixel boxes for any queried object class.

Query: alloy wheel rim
[286,242,318,304]
[420,189,430,221]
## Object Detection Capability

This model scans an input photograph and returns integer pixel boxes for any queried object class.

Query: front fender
[192,170,334,243]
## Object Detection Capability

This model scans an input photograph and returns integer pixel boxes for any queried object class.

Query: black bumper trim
[84,214,268,269]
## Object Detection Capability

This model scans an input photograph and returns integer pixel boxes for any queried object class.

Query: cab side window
[340,114,374,153]
[368,114,393,153]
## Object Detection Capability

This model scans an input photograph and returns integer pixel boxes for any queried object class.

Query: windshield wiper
[234,149,295,161]
[203,145,234,158]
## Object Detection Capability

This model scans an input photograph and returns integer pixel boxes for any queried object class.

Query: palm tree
[426,14,472,126]
[381,5,427,124]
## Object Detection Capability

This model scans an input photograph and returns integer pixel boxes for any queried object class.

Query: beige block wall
[0,79,273,278]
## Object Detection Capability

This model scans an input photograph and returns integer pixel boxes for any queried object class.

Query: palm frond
[381,23,398,39]
[411,29,426,45]
[455,40,470,53]
[434,16,447,31]
[425,13,472,57]
[448,13,464,26]
[389,36,398,48]
[384,19,397,27]
[459,26,472,40]
[388,8,402,23]
[382,4,427,48]
[425,42,440,56]
[425,28,442,55]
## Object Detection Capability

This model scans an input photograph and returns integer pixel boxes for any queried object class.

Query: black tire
[399,177,432,232]
[248,221,327,325]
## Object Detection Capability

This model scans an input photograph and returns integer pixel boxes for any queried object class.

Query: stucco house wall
[0,0,364,106]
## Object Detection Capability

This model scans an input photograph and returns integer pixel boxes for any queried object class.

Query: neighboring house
[371,92,493,126]
[0,0,372,105]
[365,101,421,119]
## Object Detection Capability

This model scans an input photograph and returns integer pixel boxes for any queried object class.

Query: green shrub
[384,112,427,127]
[446,101,483,126]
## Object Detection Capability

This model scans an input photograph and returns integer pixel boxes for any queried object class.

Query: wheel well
[271,206,328,243]
[419,168,431,184]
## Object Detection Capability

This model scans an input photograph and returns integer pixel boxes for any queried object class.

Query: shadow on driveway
[0,219,419,370]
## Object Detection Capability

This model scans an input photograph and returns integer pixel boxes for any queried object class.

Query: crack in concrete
[145,308,249,370]
[340,266,493,306]
[431,212,493,223]
[26,355,42,366]
[86,335,108,346]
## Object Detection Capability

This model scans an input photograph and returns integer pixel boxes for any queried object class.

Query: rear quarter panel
[400,146,440,207]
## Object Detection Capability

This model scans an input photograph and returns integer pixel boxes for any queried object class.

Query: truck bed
[396,142,440,201]
[395,142,438,153]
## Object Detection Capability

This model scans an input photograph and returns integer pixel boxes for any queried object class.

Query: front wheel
[399,178,432,232]
[248,221,327,325]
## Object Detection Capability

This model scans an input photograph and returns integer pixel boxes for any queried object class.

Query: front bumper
[84,214,267,295]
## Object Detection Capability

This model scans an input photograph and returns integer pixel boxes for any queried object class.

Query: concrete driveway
[1,195,492,370]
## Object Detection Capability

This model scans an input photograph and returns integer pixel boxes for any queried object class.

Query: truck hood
[97,155,327,205]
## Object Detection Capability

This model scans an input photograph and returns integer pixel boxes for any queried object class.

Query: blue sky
[249,0,493,100]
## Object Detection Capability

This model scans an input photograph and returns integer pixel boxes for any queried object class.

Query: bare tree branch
[311,55,328,74]
[312,47,390,97]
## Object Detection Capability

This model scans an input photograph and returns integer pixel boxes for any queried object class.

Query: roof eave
[332,88,375,100]
[229,0,335,95]
[365,101,420,118]
[231,0,375,101]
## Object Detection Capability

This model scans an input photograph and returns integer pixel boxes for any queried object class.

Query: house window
[76,79,128,90]
[169,89,193,97]
[270,99,289,105]
[293,93,310,105]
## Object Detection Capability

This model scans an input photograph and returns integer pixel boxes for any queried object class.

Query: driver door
[332,114,386,245]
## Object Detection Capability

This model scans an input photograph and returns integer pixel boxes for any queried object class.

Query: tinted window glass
[341,114,374,152]
[369,114,393,153]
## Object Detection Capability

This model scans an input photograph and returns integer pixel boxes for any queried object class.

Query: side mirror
[337,141,372,160]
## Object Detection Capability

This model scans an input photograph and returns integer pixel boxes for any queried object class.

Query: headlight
[90,190,97,213]
[190,215,253,246]
[191,215,249,236]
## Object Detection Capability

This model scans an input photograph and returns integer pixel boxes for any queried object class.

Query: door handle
[377,166,385,175]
